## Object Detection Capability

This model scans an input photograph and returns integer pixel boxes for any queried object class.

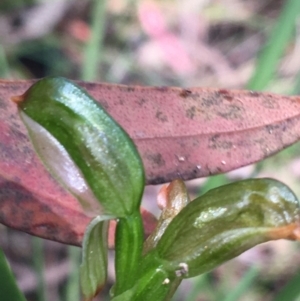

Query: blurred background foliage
[1,0,300,300]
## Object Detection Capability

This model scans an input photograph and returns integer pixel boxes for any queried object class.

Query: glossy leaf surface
[155,178,300,277]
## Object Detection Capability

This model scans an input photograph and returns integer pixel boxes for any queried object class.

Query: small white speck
[135,131,145,138]
[196,165,202,170]
[221,160,226,165]
[162,278,170,285]
[179,263,189,273]
[175,262,189,277]
[177,155,186,162]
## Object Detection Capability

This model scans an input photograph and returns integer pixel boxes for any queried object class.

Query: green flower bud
[155,178,300,278]
[13,77,145,217]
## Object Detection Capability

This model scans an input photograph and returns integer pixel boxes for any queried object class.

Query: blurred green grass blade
[0,44,10,78]
[82,0,107,81]
[273,268,300,301]
[247,0,300,90]
[65,246,81,301]
[0,249,26,301]
[184,273,211,301]
[200,174,229,195]
[223,265,259,301]
[291,69,300,94]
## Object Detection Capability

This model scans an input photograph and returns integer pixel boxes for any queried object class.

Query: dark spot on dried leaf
[202,95,222,108]
[156,110,168,122]
[155,86,169,93]
[249,91,260,97]
[261,98,279,109]
[218,89,234,101]
[137,98,147,106]
[126,87,135,92]
[186,106,196,119]
[179,89,192,98]
[209,136,233,150]
[145,152,165,167]
[217,104,243,120]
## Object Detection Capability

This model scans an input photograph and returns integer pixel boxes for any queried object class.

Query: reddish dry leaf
[1,79,300,245]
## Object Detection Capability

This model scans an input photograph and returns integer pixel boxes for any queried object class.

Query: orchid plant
[3,77,300,301]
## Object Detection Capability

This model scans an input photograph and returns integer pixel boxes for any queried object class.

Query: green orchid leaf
[155,178,300,278]
[0,249,26,301]
[80,215,111,300]
[14,77,145,217]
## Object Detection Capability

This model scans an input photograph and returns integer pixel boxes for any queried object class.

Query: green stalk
[82,0,107,81]
[32,237,46,301]
[113,211,144,296]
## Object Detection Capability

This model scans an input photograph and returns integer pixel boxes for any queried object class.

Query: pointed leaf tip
[11,93,26,104]
[267,223,300,241]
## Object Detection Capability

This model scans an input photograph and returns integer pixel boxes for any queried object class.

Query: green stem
[113,211,144,296]
[82,0,107,81]
[32,237,46,301]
